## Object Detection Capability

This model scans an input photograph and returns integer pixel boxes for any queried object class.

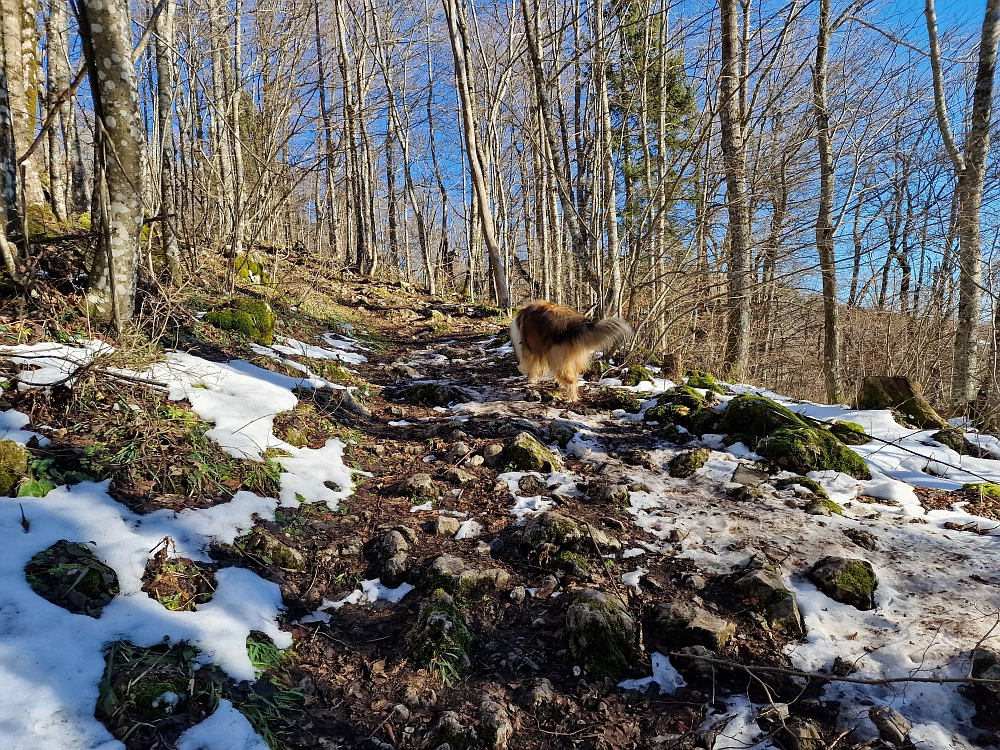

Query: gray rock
[479,700,513,750]
[728,485,764,502]
[780,719,824,750]
[520,678,556,712]
[382,553,409,587]
[869,706,911,745]
[395,525,419,545]
[501,432,560,472]
[424,554,511,595]
[510,586,526,604]
[247,532,305,571]
[565,588,638,679]
[400,473,439,499]
[731,464,770,487]
[671,645,718,683]
[648,599,736,652]
[316,536,363,562]
[972,646,1000,678]
[387,405,407,417]
[430,712,477,748]
[588,483,630,505]
[434,516,462,536]
[443,468,476,486]
[734,569,804,634]
[377,530,410,559]
[405,383,473,407]
[980,664,1000,694]
[734,569,786,601]
[465,455,485,467]
[389,363,422,380]
[547,420,577,448]
[445,442,472,462]
[809,556,878,610]
[767,593,805,637]
[521,512,584,550]
[390,704,410,723]
[845,529,878,551]
[482,444,505,467]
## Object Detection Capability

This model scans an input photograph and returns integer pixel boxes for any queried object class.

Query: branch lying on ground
[670,651,1000,686]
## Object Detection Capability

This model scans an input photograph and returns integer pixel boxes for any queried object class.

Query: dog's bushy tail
[576,316,633,354]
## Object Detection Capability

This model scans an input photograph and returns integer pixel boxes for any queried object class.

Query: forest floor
[0,253,997,750]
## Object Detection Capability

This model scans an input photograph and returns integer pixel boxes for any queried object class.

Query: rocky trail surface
[0,279,997,750]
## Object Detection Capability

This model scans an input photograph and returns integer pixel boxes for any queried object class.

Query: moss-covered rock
[549,550,591,577]
[204,297,276,345]
[565,589,638,679]
[685,370,721,394]
[932,428,987,457]
[774,476,829,499]
[521,512,584,551]
[648,599,736,653]
[828,421,871,446]
[656,386,709,410]
[408,592,473,668]
[585,359,610,381]
[244,531,305,571]
[233,252,264,282]
[0,439,29,496]
[716,394,807,445]
[620,365,654,387]
[422,554,511,597]
[963,482,1000,500]
[734,569,804,636]
[804,497,844,516]
[594,387,642,413]
[668,448,710,478]
[757,427,871,480]
[809,556,877,610]
[644,386,719,434]
[501,432,559,472]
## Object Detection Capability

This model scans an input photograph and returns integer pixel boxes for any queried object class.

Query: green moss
[774,476,829,499]
[806,497,844,515]
[204,298,276,345]
[26,203,58,237]
[620,365,654,387]
[963,482,1000,500]
[585,359,610,380]
[77,212,92,230]
[408,594,473,669]
[522,512,583,550]
[233,254,265,281]
[550,550,591,576]
[757,427,871,480]
[668,448,710,478]
[566,591,638,679]
[595,387,642,413]
[834,561,876,600]
[717,394,807,445]
[932,429,985,457]
[656,386,707,411]
[686,370,721,393]
[129,675,188,720]
[0,439,29,495]
[829,421,871,446]
[501,432,559,472]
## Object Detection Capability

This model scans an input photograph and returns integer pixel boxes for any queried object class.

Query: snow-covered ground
[0,336,365,749]
[452,368,1000,750]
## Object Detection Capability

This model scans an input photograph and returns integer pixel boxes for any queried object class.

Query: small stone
[809,556,878,610]
[501,432,560,472]
[443,468,475,485]
[403,686,421,708]
[845,529,878,551]
[521,678,556,711]
[869,706,911,745]
[482,444,505,467]
[400,473,439,499]
[377,530,410,559]
[246,532,306,571]
[648,599,736,652]
[681,573,707,590]
[450,430,469,441]
[445,442,472,461]
[465,455,485,467]
[434,516,462,536]
[510,586,526,604]
[668,448,711,478]
[588,483,629,504]
[730,464,770,487]
[479,700,513,750]
[391,704,411,722]
[780,719,824,750]
[382,553,409,587]
[524,389,542,402]
[728,485,763,502]
[430,712,477,747]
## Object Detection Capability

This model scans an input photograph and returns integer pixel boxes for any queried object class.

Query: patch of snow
[410,501,434,512]
[175,700,270,750]
[621,566,648,591]
[703,696,775,750]
[455,520,483,539]
[300,579,414,623]
[0,340,113,388]
[0,408,49,446]
[623,548,645,558]
[618,651,686,694]
[388,420,412,427]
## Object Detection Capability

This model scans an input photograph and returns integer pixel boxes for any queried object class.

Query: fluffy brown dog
[510,301,632,401]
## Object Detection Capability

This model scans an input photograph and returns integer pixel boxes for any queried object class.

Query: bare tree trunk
[46,0,70,222]
[927,0,1000,406]
[77,0,145,326]
[313,0,339,262]
[443,0,508,309]
[155,0,181,283]
[813,0,843,402]
[718,0,751,380]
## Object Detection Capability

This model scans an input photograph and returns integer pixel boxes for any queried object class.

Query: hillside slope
[0,277,997,750]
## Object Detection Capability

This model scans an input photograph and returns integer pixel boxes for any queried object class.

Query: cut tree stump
[661,353,683,382]
[855,376,947,429]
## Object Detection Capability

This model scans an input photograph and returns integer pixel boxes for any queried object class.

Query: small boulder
[546,421,577,448]
[716,393,806,444]
[869,706,911,745]
[565,588,638,679]
[668,449,710,478]
[758,427,871,480]
[430,711,478,748]
[620,365,655,387]
[731,464,770,487]
[246,531,306,571]
[400,473,439,499]
[479,700,514,750]
[648,599,736,652]
[443,468,475,486]
[519,678,556,713]
[594,387,642,413]
[779,719,824,750]
[501,432,560,472]
[434,516,462,536]
[405,383,474,407]
[482,444,505,467]
[844,529,878,551]
[809,556,877,610]
[521,512,584,551]
[408,594,473,668]
[587,483,629,505]
[423,554,511,596]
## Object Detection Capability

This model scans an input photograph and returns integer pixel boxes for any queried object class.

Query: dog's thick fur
[510,301,632,401]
